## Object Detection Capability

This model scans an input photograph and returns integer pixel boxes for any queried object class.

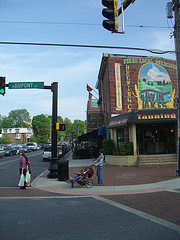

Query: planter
[113,151,120,156]
[105,155,138,167]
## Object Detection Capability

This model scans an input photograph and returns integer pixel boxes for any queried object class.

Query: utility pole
[173,0,180,176]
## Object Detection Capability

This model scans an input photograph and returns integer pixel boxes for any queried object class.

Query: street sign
[8,82,44,89]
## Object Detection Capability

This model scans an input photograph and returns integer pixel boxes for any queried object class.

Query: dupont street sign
[8,82,44,89]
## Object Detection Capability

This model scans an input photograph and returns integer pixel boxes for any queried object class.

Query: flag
[86,84,93,92]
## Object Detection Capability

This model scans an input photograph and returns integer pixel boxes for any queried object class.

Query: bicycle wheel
[85,179,93,188]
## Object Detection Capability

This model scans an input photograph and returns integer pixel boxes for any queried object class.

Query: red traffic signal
[0,77,5,95]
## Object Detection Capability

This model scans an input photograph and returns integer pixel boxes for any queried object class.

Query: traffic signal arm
[118,0,135,16]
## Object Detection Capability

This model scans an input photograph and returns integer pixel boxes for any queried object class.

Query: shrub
[119,142,133,155]
[102,139,115,155]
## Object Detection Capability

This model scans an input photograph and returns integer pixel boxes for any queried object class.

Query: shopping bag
[26,171,30,184]
[18,174,24,187]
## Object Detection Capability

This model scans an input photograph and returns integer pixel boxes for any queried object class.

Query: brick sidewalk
[103,191,180,226]
[70,165,177,186]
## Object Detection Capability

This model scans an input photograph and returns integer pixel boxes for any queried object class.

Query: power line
[0,20,169,29]
[0,41,175,54]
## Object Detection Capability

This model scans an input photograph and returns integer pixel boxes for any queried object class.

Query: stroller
[71,166,94,188]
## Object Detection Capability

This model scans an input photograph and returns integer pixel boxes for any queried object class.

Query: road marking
[0,194,179,234]
[0,151,42,166]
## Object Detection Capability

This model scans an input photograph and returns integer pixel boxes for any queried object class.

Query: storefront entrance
[137,123,176,154]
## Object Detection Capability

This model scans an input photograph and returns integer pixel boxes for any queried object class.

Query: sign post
[7,81,59,178]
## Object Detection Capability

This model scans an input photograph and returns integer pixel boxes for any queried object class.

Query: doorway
[137,123,176,154]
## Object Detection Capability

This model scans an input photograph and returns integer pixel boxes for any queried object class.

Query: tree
[73,119,86,137]
[8,109,31,127]
[0,116,14,128]
[64,118,73,141]
[0,134,12,144]
[32,114,50,143]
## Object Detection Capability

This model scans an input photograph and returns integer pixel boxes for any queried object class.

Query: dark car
[4,147,17,156]
[0,146,5,158]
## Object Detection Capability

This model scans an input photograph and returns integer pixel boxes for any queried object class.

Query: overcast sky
[0,0,176,122]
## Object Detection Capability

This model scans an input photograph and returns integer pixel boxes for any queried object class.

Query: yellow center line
[0,158,19,165]
[0,152,41,166]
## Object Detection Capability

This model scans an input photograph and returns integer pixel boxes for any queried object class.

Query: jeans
[96,166,103,185]
[72,175,81,182]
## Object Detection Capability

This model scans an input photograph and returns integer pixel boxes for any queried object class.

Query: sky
[0,0,176,122]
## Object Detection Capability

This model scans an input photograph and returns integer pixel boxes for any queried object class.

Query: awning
[108,113,133,129]
[78,129,102,141]
[108,109,178,129]
[132,109,178,123]
[98,126,106,135]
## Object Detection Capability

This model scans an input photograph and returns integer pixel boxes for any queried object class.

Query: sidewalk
[32,153,180,227]
[32,153,180,196]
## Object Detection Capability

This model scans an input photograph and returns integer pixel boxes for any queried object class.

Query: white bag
[18,174,24,187]
[26,171,30,184]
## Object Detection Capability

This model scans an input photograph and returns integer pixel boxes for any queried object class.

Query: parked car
[13,146,22,155]
[42,144,63,161]
[20,144,29,153]
[26,142,37,151]
[42,145,51,161]
[0,146,5,158]
[4,147,17,156]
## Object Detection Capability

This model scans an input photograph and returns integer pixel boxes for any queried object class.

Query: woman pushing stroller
[91,149,104,186]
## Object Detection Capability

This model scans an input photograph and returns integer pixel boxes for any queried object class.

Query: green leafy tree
[0,134,12,144]
[8,109,31,127]
[73,119,86,137]
[64,118,73,140]
[0,116,14,128]
[32,114,50,143]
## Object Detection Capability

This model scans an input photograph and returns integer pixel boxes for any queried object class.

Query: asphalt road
[0,151,179,240]
[0,150,49,187]
[1,197,179,240]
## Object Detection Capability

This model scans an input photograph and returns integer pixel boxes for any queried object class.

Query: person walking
[19,152,27,189]
[91,149,104,186]
[22,151,31,187]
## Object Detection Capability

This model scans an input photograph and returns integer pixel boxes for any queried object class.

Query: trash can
[58,160,69,181]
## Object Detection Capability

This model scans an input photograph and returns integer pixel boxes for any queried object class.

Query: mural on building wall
[134,63,175,110]
[91,99,98,108]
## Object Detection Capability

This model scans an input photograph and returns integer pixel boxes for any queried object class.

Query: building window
[15,129,19,133]
[117,128,129,147]
[15,134,21,140]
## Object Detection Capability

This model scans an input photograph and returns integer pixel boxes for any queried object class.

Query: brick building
[0,128,33,144]
[96,53,177,166]
[86,99,104,132]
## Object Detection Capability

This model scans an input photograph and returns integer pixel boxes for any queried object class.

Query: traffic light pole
[4,81,59,178]
[46,82,59,178]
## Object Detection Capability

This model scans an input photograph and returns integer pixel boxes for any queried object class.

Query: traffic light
[0,77,5,95]
[102,0,119,32]
[59,124,66,131]
[55,123,66,131]
[56,123,60,131]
